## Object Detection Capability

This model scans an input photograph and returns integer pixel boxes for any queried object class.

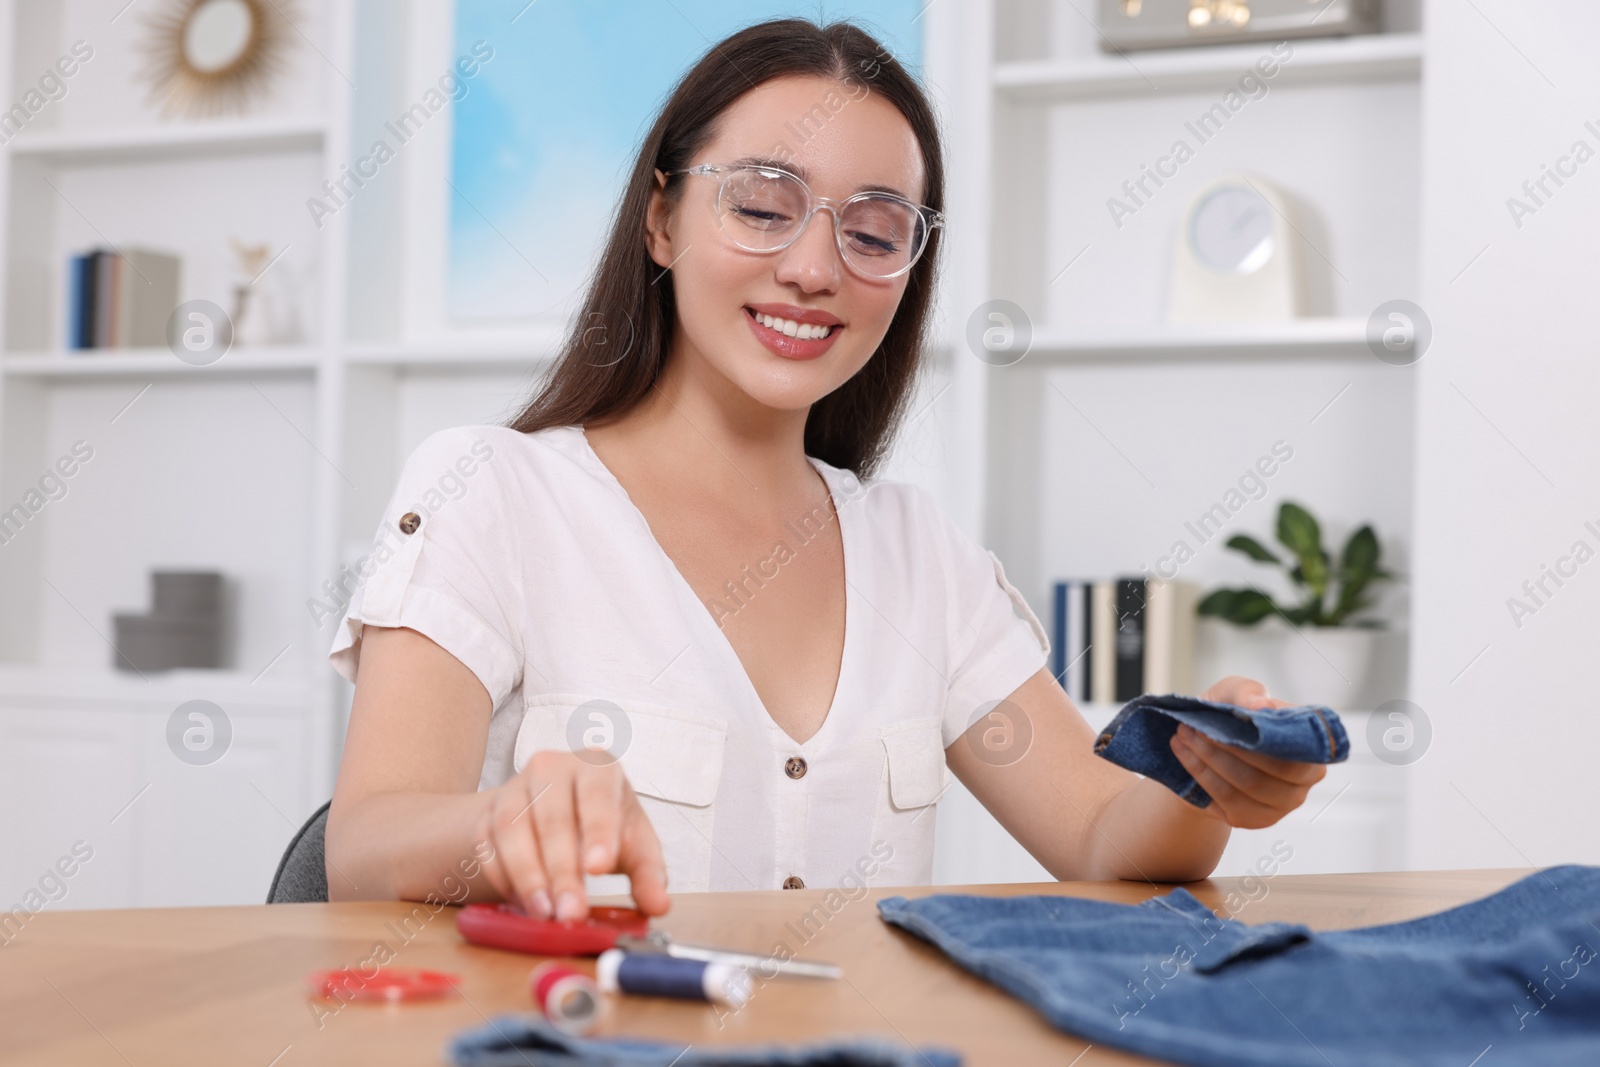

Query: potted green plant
[1198,502,1398,703]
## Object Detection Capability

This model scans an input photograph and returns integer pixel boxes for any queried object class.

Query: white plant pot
[1276,627,1380,708]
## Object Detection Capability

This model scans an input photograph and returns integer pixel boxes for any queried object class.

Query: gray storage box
[113,614,223,672]
[111,569,228,672]
[152,570,224,617]
[1096,0,1381,51]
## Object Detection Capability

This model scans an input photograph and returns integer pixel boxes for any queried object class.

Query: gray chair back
[267,799,331,903]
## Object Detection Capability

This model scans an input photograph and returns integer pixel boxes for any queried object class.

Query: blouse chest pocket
[869,718,953,885]
[514,694,727,894]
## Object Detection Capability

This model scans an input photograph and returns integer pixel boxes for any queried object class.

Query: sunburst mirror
[141,0,297,118]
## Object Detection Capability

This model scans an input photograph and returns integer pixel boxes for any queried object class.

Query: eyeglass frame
[660,162,945,280]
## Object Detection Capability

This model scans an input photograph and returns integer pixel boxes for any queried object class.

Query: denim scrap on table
[878,865,1600,1067]
[447,1014,962,1067]
[1093,693,1349,807]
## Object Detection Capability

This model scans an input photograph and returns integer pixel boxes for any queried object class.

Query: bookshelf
[0,0,577,908]
[925,0,1423,884]
[0,0,1424,903]
[0,0,353,909]
[959,0,1423,666]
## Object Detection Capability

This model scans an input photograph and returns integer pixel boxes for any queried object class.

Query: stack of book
[1052,578,1199,707]
[66,248,181,350]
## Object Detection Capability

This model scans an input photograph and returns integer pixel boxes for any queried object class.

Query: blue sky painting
[448,1,926,323]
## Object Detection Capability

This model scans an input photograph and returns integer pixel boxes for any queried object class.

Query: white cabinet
[134,708,310,907]
[0,708,141,910]
[0,673,317,910]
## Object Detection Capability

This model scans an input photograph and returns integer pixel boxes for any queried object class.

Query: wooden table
[0,868,1533,1066]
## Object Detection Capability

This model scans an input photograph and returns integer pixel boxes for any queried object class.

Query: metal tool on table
[455,903,843,980]
[611,929,841,979]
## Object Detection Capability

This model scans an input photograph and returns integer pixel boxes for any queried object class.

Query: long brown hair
[505,17,945,479]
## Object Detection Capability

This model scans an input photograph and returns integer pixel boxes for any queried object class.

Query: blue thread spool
[595,949,752,1008]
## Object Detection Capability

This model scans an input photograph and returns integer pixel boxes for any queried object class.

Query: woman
[325,18,1324,921]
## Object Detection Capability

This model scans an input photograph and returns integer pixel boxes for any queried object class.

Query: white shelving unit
[0,0,568,908]
[0,0,333,907]
[927,0,1424,885]
[0,0,1428,904]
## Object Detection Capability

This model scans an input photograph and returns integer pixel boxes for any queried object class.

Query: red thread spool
[530,961,602,1034]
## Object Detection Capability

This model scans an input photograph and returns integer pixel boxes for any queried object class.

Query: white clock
[1169,174,1304,323]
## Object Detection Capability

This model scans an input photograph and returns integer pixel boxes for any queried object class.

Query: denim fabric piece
[1094,694,1349,807]
[447,1014,962,1067]
[878,865,1600,1067]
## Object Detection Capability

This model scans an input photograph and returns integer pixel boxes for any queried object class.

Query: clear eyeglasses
[664,162,944,280]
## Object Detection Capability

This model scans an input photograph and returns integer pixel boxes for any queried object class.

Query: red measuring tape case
[456,903,651,956]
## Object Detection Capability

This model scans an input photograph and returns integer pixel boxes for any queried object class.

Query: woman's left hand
[1171,675,1328,829]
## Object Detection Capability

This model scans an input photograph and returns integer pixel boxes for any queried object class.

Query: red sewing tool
[456,903,650,956]
[306,966,460,1001]
[455,903,841,979]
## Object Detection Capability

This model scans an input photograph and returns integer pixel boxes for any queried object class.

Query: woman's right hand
[473,749,670,920]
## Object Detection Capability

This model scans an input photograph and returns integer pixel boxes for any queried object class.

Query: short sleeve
[327,426,524,710]
[917,489,1051,748]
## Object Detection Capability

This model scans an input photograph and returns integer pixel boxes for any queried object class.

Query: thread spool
[595,949,752,1008]
[529,962,602,1035]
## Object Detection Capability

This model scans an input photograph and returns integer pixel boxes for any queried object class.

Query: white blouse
[329,424,1048,896]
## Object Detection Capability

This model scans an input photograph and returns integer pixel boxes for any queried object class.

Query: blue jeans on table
[447,1015,961,1067]
[1094,694,1349,807]
[878,865,1600,1067]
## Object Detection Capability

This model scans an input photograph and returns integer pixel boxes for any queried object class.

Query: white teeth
[753,310,834,341]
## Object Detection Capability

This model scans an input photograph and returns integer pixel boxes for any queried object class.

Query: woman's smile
[742,302,845,361]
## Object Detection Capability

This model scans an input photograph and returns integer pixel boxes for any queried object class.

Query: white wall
[1407,0,1600,868]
